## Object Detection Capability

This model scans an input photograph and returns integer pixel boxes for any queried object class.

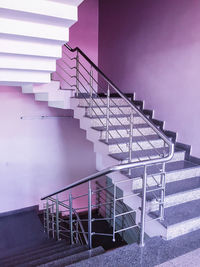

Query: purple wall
[0,86,96,212]
[99,0,200,157]
[69,0,99,64]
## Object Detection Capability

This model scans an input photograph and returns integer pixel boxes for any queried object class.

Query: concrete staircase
[0,240,104,267]
[21,80,200,243]
[0,206,104,266]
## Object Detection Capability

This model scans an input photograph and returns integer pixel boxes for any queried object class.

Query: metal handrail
[41,148,173,200]
[42,44,174,248]
[64,43,172,147]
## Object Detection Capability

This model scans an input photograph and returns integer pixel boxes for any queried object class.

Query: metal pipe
[140,165,147,247]
[46,199,50,238]
[159,162,166,221]
[88,181,92,249]
[56,195,60,240]
[89,67,93,118]
[52,204,55,238]
[112,183,116,242]
[76,51,79,97]
[106,84,110,143]
[69,193,73,244]
[128,110,133,176]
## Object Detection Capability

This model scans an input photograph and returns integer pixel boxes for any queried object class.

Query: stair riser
[90,116,145,127]
[85,106,135,116]
[121,151,185,164]
[132,167,200,190]
[166,217,200,240]
[149,188,200,212]
[99,127,155,139]
[78,98,130,107]
[108,139,165,154]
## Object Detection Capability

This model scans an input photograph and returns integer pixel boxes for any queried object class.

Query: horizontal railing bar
[92,217,113,222]
[115,224,138,233]
[115,193,140,201]
[72,193,89,200]
[115,210,136,218]
[93,233,113,237]
[92,201,114,208]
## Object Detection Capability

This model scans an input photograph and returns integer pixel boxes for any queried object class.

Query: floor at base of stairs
[67,228,200,267]
[156,247,200,267]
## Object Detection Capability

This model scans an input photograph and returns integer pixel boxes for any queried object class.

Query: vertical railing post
[89,67,93,118]
[76,221,79,244]
[140,165,147,247]
[112,183,116,242]
[128,109,134,176]
[88,180,92,249]
[46,199,50,238]
[159,162,166,221]
[69,192,74,244]
[52,203,55,239]
[106,84,110,143]
[75,51,79,97]
[56,195,60,240]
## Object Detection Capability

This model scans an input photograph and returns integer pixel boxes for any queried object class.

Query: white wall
[0,86,96,212]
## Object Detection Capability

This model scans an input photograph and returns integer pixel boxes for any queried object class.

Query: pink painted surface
[68,0,99,64]
[99,0,200,157]
[53,0,99,91]
[0,86,96,212]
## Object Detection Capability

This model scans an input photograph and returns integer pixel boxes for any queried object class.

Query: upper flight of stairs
[0,0,83,86]
[21,80,200,243]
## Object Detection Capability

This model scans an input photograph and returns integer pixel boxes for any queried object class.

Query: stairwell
[1,0,200,266]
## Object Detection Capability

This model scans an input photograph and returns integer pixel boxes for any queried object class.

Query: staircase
[19,44,200,247]
[1,0,200,262]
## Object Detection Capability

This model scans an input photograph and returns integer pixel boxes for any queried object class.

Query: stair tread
[110,147,169,162]
[2,242,71,266]
[146,176,200,202]
[101,134,161,145]
[122,160,198,179]
[26,244,87,266]
[40,246,104,267]
[111,147,183,162]
[85,113,140,119]
[149,199,200,227]
[78,104,131,108]
[92,123,149,131]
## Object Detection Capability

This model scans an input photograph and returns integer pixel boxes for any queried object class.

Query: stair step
[24,244,87,266]
[83,105,136,117]
[0,240,67,263]
[149,199,200,239]
[78,97,131,107]
[128,160,200,190]
[93,124,156,139]
[86,114,146,128]
[148,176,200,210]
[102,136,165,155]
[3,241,71,266]
[38,246,104,267]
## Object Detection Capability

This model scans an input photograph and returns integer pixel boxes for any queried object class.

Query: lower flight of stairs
[0,240,104,267]
[21,81,200,243]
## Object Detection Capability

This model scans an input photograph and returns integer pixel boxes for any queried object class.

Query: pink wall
[0,86,96,212]
[68,0,99,64]
[99,0,200,157]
